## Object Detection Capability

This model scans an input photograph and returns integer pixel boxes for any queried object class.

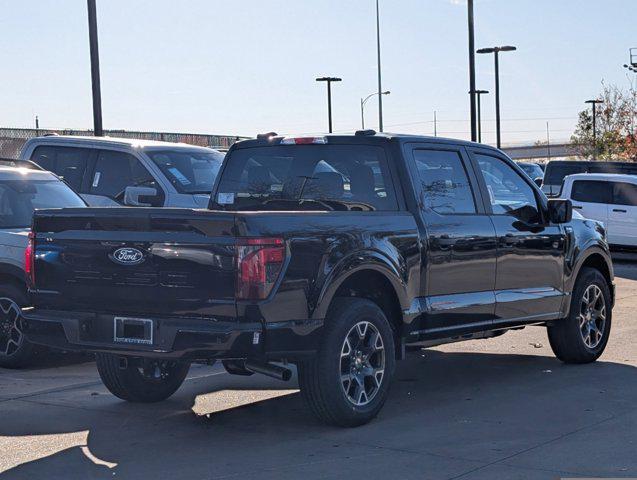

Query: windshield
[0,179,85,229]
[147,149,224,194]
[213,145,397,211]
[518,163,544,180]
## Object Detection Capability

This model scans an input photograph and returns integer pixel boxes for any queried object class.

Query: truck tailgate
[31,208,237,318]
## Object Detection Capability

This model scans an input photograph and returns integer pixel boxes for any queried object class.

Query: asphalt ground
[1,258,637,479]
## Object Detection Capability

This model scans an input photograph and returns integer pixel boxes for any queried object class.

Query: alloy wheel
[579,284,606,349]
[340,321,385,406]
[0,297,24,357]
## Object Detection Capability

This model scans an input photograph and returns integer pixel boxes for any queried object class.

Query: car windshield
[146,149,224,194]
[0,179,85,229]
[518,163,544,180]
[213,145,397,211]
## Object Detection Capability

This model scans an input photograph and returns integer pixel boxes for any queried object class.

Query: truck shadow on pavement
[3,348,637,479]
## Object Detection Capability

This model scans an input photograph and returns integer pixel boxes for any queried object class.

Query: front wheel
[0,284,34,369]
[96,354,190,402]
[548,267,612,364]
[298,298,395,427]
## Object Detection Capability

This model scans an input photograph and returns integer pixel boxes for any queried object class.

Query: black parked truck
[23,132,615,427]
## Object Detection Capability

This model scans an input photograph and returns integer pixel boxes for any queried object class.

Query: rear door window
[214,145,397,211]
[612,182,637,206]
[571,180,612,204]
[30,146,91,191]
[413,149,476,214]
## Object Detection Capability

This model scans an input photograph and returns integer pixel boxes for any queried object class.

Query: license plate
[114,317,153,345]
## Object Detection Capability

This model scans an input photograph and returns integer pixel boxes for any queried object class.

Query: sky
[0,0,635,146]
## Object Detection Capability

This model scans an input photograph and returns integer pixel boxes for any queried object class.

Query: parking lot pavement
[1,261,637,480]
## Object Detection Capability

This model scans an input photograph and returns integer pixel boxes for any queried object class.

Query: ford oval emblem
[110,247,145,266]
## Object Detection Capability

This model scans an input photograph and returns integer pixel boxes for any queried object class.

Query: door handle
[572,205,583,210]
[502,233,518,246]
[613,208,627,213]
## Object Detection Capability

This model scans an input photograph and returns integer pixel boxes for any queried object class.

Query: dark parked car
[516,162,544,184]
[23,132,614,426]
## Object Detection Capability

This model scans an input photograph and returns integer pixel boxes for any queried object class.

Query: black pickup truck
[23,132,614,426]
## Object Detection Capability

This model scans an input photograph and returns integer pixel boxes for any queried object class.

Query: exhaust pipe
[244,360,292,381]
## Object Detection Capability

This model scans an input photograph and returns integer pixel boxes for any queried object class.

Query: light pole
[585,99,603,158]
[375,0,384,132]
[86,0,103,136]
[477,45,516,149]
[316,77,342,133]
[467,0,477,141]
[361,91,390,129]
[475,89,489,143]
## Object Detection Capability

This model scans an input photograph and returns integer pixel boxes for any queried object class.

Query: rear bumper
[22,308,322,361]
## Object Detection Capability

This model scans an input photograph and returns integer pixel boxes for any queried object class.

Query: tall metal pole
[327,80,333,133]
[87,0,103,136]
[494,50,502,149]
[361,98,365,129]
[376,0,384,132]
[433,111,437,137]
[35,115,40,136]
[585,99,603,159]
[476,94,482,143]
[467,0,477,142]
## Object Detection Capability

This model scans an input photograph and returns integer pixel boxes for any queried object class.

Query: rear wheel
[548,268,612,364]
[298,298,395,427]
[96,354,190,402]
[0,284,34,369]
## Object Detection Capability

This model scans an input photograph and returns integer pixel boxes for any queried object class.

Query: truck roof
[565,173,637,183]
[22,135,218,152]
[234,131,502,152]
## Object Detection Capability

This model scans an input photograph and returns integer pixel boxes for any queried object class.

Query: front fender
[312,249,409,320]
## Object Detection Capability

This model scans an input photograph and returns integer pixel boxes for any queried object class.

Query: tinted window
[613,182,637,206]
[517,163,544,180]
[0,180,85,229]
[476,154,540,223]
[413,149,476,214]
[214,145,397,211]
[30,146,91,190]
[571,180,612,204]
[90,151,155,200]
[147,149,224,194]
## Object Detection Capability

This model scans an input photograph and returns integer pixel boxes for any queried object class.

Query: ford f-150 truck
[23,132,614,427]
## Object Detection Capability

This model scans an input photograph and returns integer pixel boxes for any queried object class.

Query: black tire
[548,267,612,364]
[298,297,396,427]
[0,283,34,369]
[95,353,190,403]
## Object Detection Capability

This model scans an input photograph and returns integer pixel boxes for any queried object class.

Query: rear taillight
[236,238,286,300]
[25,231,35,287]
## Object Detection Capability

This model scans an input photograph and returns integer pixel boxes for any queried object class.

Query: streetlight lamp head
[499,45,517,52]
[477,47,495,54]
[585,99,603,104]
[382,90,390,95]
[475,89,489,94]
[316,76,342,82]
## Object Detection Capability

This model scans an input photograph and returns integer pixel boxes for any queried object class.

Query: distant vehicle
[24,132,614,426]
[516,162,544,185]
[0,165,86,368]
[20,136,225,208]
[561,173,637,249]
[542,160,637,197]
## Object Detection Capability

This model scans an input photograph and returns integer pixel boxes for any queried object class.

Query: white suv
[561,173,637,248]
[20,136,225,208]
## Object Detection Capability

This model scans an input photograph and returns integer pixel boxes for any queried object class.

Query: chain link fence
[0,127,249,159]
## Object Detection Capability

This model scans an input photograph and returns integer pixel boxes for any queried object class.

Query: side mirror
[547,198,572,224]
[534,177,543,188]
[124,186,158,207]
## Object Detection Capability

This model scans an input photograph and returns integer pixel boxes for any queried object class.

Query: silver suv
[20,136,225,208]
[0,162,86,368]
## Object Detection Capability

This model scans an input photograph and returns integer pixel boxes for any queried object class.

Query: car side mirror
[547,198,572,224]
[534,177,543,188]
[124,186,158,207]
